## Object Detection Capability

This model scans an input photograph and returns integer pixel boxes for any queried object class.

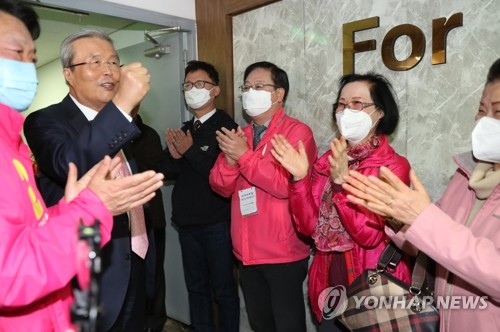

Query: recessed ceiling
[33,4,163,68]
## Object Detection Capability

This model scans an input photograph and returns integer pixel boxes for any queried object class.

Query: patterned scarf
[312,135,381,252]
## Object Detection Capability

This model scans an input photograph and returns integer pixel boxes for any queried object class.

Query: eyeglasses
[67,60,122,71]
[333,101,377,113]
[239,83,279,92]
[182,80,215,91]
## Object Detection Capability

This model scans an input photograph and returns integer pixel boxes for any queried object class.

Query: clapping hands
[64,155,164,216]
[270,134,309,181]
[165,128,193,158]
[341,166,431,226]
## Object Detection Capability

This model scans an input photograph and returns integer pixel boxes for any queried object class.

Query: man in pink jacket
[343,59,500,331]
[0,1,164,331]
[210,61,317,332]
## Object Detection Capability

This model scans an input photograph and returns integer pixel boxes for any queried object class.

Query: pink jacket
[209,108,317,265]
[392,151,500,332]
[0,104,113,332]
[290,135,412,321]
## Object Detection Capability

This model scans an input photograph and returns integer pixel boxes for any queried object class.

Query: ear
[63,68,73,86]
[377,108,385,119]
[276,87,285,103]
[212,85,221,97]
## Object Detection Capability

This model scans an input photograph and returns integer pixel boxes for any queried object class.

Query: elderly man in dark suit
[24,28,155,332]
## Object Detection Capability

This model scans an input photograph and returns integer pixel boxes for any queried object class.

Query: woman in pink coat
[343,59,500,331]
[0,2,164,330]
[271,73,412,330]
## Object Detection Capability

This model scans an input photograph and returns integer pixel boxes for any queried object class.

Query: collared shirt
[194,108,217,124]
[252,118,271,143]
[69,94,132,122]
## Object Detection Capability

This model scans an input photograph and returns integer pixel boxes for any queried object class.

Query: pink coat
[0,104,113,331]
[391,151,500,331]
[209,108,317,265]
[290,135,412,321]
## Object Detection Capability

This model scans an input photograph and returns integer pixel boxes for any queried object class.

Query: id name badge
[238,186,257,216]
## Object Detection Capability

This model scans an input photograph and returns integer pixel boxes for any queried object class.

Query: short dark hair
[0,0,40,40]
[333,72,400,135]
[185,60,219,85]
[486,58,500,84]
[243,61,289,103]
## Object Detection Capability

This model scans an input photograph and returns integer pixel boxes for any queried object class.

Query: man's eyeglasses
[333,101,377,113]
[67,60,122,71]
[182,80,216,91]
[239,83,279,92]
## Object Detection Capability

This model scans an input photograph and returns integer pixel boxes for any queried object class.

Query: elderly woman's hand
[341,166,432,226]
[328,136,348,184]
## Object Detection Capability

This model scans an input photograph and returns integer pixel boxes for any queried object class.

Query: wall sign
[342,13,463,74]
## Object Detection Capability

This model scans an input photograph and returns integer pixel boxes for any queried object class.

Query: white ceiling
[33,4,163,68]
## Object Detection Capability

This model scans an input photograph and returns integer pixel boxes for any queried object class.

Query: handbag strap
[377,241,402,271]
[378,242,433,295]
[410,251,431,294]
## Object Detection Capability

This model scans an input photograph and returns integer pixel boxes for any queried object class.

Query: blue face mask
[0,58,38,112]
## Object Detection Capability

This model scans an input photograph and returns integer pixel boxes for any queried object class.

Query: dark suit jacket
[131,114,166,229]
[24,94,155,331]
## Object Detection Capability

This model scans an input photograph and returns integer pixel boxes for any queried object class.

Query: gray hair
[60,28,115,68]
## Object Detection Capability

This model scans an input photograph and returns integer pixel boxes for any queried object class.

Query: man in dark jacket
[131,112,168,332]
[158,60,240,332]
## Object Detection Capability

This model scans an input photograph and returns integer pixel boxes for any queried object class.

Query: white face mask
[335,108,377,143]
[242,89,277,117]
[184,87,213,109]
[0,58,38,112]
[471,116,500,163]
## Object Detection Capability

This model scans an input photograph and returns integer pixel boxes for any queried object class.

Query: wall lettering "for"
[342,13,463,74]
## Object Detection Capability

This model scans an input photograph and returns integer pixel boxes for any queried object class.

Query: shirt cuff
[116,104,132,122]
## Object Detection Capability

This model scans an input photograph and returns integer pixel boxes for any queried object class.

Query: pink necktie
[116,150,149,259]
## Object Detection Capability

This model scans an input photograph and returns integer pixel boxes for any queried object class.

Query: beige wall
[232,0,500,202]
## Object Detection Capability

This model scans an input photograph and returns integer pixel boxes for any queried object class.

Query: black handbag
[338,242,439,332]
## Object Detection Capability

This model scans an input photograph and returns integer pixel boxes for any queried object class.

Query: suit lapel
[61,94,89,134]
